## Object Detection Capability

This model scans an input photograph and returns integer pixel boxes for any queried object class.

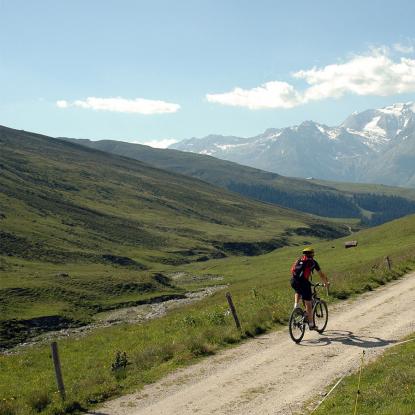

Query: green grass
[2,125,415,414]
[1,125,348,347]
[313,337,415,414]
[311,178,415,200]
[0,214,415,415]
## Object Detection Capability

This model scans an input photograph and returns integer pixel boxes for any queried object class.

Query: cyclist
[290,246,329,330]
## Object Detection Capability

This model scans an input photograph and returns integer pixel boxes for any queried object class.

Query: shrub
[111,351,129,372]
[133,343,176,372]
[49,400,84,414]
[181,315,197,327]
[332,290,350,299]
[26,391,51,413]
[132,347,158,371]
[113,367,127,381]
[186,335,215,357]
[206,309,226,325]
[63,401,84,413]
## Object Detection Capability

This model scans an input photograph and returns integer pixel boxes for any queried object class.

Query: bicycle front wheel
[313,300,328,333]
[289,308,306,343]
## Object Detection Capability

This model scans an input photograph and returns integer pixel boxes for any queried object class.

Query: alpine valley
[170,103,415,187]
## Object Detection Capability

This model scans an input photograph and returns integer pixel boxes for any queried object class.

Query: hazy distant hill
[65,136,415,225]
[170,102,415,187]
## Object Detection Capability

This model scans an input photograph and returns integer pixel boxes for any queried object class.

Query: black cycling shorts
[290,277,312,301]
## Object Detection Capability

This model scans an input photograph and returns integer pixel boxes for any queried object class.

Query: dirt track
[99,272,415,415]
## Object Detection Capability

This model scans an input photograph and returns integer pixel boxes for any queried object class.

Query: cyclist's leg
[301,280,314,326]
[295,292,301,308]
[304,300,313,325]
[290,277,302,308]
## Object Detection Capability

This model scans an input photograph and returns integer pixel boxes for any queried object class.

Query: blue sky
[1,0,415,146]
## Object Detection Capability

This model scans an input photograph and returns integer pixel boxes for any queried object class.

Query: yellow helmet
[302,246,315,255]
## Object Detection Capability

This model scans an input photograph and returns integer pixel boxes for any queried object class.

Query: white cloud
[206,48,415,110]
[295,51,415,102]
[393,43,414,54]
[56,100,69,108]
[206,81,302,109]
[141,138,178,148]
[56,97,180,114]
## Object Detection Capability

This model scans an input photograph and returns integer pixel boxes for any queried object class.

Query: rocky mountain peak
[341,102,415,138]
[170,103,415,187]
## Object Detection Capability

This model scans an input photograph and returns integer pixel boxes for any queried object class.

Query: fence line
[225,292,242,331]
[353,350,365,415]
[309,337,415,414]
[309,374,347,413]
[51,342,66,401]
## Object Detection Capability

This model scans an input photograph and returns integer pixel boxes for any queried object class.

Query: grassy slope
[311,178,415,200]
[0,125,346,346]
[314,337,415,414]
[1,125,414,414]
[65,138,415,221]
[0,213,414,415]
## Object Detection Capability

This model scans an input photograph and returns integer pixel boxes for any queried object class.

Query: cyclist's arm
[317,270,329,286]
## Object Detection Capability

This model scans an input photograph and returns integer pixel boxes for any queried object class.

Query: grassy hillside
[314,336,415,414]
[0,125,347,348]
[1,212,414,415]
[2,125,414,415]
[311,178,415,200]
[65,138,415,224]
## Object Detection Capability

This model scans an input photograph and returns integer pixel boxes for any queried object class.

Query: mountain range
[64,134,415,226]
[170,102,415,187]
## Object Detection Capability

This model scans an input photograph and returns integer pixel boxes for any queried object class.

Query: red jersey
[291,255,321,280]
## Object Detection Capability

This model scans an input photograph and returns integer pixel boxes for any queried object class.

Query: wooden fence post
[51,342,66,400]
[385,256,392,270]
[226,292,241,331]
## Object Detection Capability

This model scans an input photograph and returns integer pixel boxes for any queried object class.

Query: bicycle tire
[289,307,306,343]
[313,300,328,333]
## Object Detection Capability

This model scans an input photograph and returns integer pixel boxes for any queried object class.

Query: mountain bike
[288,282,329,343]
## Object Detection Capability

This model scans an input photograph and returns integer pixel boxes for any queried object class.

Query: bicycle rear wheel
[313,300,328,333]
[289,307,306,343]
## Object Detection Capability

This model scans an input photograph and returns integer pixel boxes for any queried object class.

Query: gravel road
[98,272,415,415]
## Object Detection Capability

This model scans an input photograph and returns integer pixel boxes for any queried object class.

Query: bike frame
[289,282,328,343]
[299,282,324,309]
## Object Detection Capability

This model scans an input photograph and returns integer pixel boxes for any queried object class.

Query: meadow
[313,336,415,414]
[1,126,415,414]
[0,125,345,349]
[1,214,414,415]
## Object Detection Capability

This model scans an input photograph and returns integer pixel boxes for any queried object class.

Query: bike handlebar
[311,282,330,295]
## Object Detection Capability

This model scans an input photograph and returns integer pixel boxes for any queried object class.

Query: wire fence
[309,337,415,414]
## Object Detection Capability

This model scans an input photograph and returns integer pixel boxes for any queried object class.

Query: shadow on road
[300,330,397,348]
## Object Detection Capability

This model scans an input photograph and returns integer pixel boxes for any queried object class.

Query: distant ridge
[170,102,415,187]
[63,134,415,226]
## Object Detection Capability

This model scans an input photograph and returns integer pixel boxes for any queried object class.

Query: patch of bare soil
[98,272,415,415]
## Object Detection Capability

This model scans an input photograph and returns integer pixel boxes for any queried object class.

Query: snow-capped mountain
[341,102,415,149]
[170,103,415,187]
